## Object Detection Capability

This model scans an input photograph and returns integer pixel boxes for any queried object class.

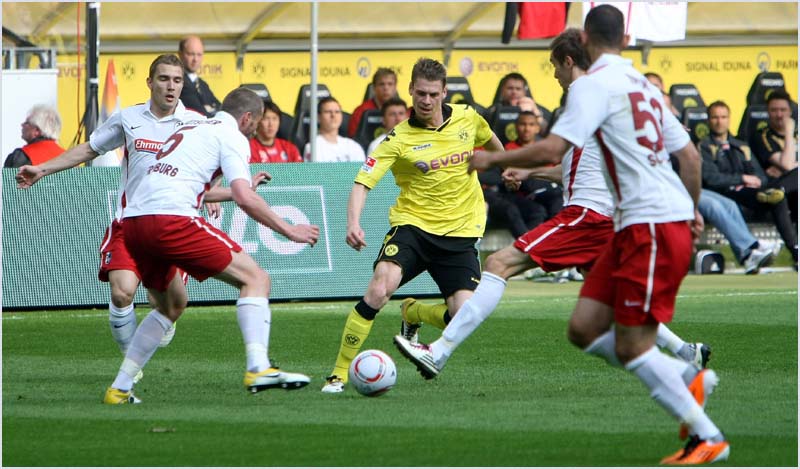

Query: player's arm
[482,133,504,153]
[346,182,370,251]
[469,133,569,173]
[230,178,318,246]
[16,142,99,188]
[204,171,271,202]
[772,116,798,171]
[672,142,701,208]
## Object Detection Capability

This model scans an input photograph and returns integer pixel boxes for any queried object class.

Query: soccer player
[396,27,710,370]
[320,57,504,393]
[15,54,205,370]
[397,7,730,465]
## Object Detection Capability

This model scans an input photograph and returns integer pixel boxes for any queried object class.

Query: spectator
[644,72,680,117]
[751,89,798,222]
[178,35,221,117]
[484,72,546,129]
[348,68,399,138]
[249,101,302,163]
[304,97,365,162]
[5,105,64,168]
[366,97,408,155]
[698,100,797,265]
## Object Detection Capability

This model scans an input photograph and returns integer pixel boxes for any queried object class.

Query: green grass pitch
[3,272,797,466]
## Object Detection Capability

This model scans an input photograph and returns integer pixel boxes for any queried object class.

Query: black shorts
[374,225,481,297]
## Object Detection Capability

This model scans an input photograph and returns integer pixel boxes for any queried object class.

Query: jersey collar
[588,53,632,74]
[143,99,189,122]
[408,103,453,131]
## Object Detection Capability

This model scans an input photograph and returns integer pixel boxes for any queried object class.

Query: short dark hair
[766,89,792,106]
[380,97,407,117]
[516,110,538,123]
[707,100,730,114]
[500,72,528,88]
[222,87,264,120]
[584,4,625,49]
[263,100,282,116]
[550,28,591,71]
[317,96,340,114]
[372,67,397,86]
[148,54,183,79]
[411,58,447,88]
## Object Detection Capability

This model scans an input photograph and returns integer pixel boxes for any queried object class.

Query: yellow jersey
[355,103,493,237]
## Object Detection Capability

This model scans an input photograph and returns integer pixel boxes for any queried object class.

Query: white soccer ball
[348,349,397,397]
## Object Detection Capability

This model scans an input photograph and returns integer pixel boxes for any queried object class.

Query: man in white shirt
[304,97,366,162]
[397,6,729,466]
[16,54,204,369]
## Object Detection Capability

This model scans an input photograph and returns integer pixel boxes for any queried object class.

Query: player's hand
[501,168,530,191]
[690,210,704,245]
[252,171,272,188]
[288,224,320,247]
[468,151,493,173]
[766,166,784,179]
[204,202,222,219]
[15,165,45,189]
[346,224,367,251]
[741,174,762,189]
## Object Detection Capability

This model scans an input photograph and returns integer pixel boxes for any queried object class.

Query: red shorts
[98,219,140,282]
[513,205,614,272]
[122,215,242,291]
[579,221,692,326]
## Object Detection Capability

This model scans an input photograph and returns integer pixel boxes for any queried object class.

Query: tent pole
[309,1,319,161]
[84,2,99,146]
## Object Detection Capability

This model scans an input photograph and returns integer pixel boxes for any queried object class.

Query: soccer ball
[348,349,397,397]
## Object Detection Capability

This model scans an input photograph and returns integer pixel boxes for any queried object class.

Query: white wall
[2,69,59,162]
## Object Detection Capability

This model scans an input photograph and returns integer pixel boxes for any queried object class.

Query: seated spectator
[644,72,680,117]
[366,97,408,155]
[249,101,302,163]
[698,100,797,265]
[178,35,220,117]
[751,89,798,222]
[484,72,546,130]
[5,105,65,168]
[480,166,545,238]
[504,111,541,149]
[304,97,365,162]
[348,68,398,138]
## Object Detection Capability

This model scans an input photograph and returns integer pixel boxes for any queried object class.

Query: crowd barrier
[2,163,439,310]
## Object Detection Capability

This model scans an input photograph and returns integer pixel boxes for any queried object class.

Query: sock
[331,308,374,381]
[584,329,621,367]
[655,323,685,356]
[109,302,137,354]
[237,297,270,372]
[626,347,720,440]
[431,272,507,367]
[111,310,172,391]
[414,303,449,329]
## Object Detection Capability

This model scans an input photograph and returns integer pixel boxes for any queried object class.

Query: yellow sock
[331,309,374,381]
[416,302,448,330]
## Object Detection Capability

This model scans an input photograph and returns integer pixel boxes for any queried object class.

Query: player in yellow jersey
[321,57,504,393]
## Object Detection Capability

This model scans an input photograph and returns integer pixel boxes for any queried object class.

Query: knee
[110,286,135,308]
[567,316,601,349]
[484,253,506,276]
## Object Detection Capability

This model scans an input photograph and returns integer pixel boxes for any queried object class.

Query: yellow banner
[55,46,797,149]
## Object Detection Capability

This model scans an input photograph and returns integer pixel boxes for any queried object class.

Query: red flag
[517,2,568,40]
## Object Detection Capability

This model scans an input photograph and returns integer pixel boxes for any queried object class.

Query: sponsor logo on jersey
[361,156,377,173]
[384,244,399,256]
[412,143,432,151]
[134,138,164,154]
[414,150,472,174]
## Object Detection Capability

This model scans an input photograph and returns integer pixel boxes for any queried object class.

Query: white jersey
[123,111,252,218]
[551,53,693,230]
[560,137,615,217]
[89,100,204,220]
[304,135,366,162]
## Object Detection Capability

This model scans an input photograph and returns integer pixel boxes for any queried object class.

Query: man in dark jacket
[699,100,796,264]
[178,35,221,117]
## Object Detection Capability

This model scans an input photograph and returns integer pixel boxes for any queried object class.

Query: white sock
[237,297,270,372]
[109,302,137,354]
[626,347,720,439]
[656,323,685,355]
[111,310,172,391]
[584,329,621,367]
[431,272,507,366]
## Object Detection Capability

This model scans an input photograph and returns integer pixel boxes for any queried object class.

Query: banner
[2,164,440,310]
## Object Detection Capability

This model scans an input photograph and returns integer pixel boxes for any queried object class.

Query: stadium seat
[241,83,271,102]
[277,111,294,142]
[292,83,332,119]
[340,111,351,138]
[290,110,312,152]
[682,106,710,144]
[353,109,384,150]
[363,83,374,102]
[669,84,706,118]
[737,104,769,149]
[444,76,486,115]
[745,71,786,105]
[490,79,533,105]
[488,105,522,146]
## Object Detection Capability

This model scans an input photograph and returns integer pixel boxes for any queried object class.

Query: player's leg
[107,269,140,354]
[322,260,404,392]
[656,323,711,368]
